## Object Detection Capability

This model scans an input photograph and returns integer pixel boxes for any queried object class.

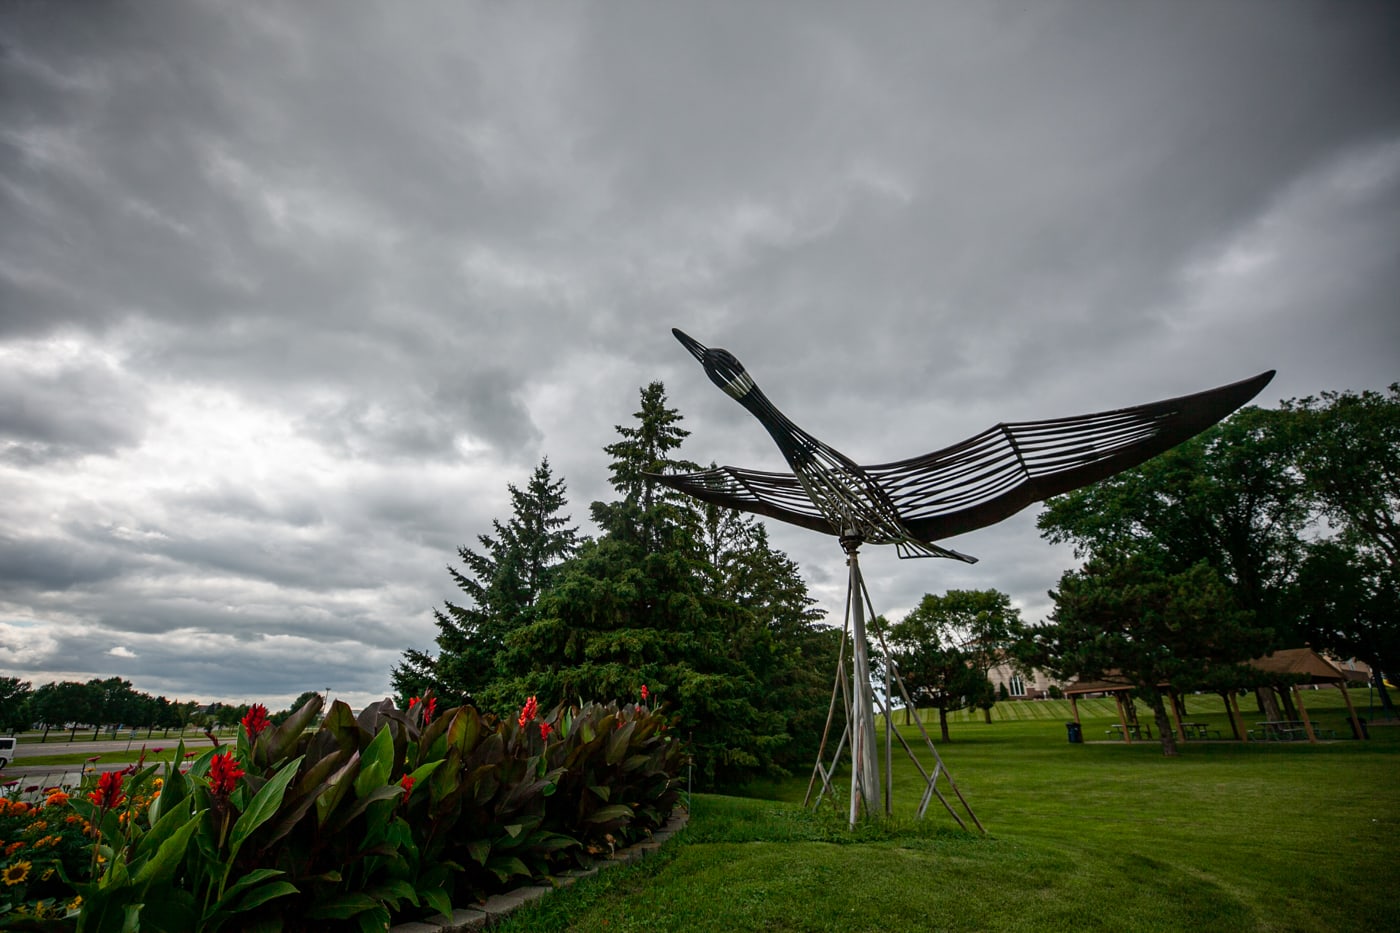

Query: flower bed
[0,693,683,931]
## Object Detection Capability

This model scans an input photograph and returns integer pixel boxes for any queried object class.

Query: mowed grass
[499,692,1399,932]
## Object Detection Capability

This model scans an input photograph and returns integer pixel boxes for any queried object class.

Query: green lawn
[497,694,1399,932]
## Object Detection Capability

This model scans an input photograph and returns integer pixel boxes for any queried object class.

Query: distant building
[984,657,1065,699]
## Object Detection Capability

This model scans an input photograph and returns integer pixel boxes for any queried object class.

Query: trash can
[1066,721,1083,744]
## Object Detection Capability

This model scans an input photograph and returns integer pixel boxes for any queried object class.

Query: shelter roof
[1247,647,1347,684]
[1063,674,1136,697]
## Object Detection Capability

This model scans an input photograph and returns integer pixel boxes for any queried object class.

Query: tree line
[0,677,325,741]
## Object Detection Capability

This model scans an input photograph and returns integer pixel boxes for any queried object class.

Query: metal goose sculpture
[654,328,1274,561]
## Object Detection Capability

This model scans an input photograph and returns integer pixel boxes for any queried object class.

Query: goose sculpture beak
[672,328,708,363]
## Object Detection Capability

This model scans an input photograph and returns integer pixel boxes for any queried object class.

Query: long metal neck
[739,384,857,471]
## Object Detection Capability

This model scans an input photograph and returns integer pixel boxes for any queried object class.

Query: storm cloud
[2,1,1397,709]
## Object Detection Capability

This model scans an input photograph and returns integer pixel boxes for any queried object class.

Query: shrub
[43,692,684,932]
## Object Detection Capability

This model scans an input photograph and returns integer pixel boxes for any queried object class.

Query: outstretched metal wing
[653,370,1274,549]
[658,464,840,537]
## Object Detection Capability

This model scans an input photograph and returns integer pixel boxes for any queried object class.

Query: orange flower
[44,791,69,808]
[5,841,23,856]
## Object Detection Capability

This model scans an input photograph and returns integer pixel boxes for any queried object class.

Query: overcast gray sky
[2,1,1397,711]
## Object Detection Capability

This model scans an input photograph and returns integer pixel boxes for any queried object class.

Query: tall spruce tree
[395,384,836,784]
[392,458,579,706]
[497,383,823,784]
[591,381,701,553]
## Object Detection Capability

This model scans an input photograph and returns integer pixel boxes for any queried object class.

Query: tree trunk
[1220,691,1242,740]
[939,706,950,743]
[1255,686,1282,721]
[904,705,911,727]
[983,706,992,725]
[1150,693,1178,757]
[1278,687,1299,720]
[41,724,50,743]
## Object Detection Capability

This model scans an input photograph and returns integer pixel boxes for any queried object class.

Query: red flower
[208,752,246,797]
[641,684,649,701]
[518,695,538,729]
[241,704,271,738]
[539,721,553,741]
[399,774,415,794]
[86,771,126,812]
[410,696,438,724]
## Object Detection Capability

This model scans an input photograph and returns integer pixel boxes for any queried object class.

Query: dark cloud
[1,0,1396,706]
[0,354,148,462]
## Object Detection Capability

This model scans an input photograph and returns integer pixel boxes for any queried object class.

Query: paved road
[2,735,225,787]
[10,736,220,758]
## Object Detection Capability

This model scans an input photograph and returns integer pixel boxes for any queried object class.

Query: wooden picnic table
[1181,722,1221,739]
[1108,722,1152,740]
[1254,720,1308,741]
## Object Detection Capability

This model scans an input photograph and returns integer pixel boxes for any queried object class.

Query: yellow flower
[2,860,31,885]
[42,866,55,880]
[66,895,83,914]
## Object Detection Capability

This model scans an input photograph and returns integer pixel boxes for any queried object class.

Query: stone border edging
[389,807,690,933]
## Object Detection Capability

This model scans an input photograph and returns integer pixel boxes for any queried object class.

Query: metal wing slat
[876,371,1275,542]
[652,466,839,536]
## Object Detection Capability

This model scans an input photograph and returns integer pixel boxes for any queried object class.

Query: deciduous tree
[887,589,1023,740]
[0,676,30,732]
[1034,552,1269,756]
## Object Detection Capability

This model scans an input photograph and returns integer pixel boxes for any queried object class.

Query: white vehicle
[0,736,15,769]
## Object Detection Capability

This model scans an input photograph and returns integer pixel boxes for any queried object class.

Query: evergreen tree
[395,384,836,785]
[592,381,700,553]
[392,458,580,706]
[499,383,826,784]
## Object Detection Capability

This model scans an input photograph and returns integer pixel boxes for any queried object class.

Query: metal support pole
[843,535,880,826]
